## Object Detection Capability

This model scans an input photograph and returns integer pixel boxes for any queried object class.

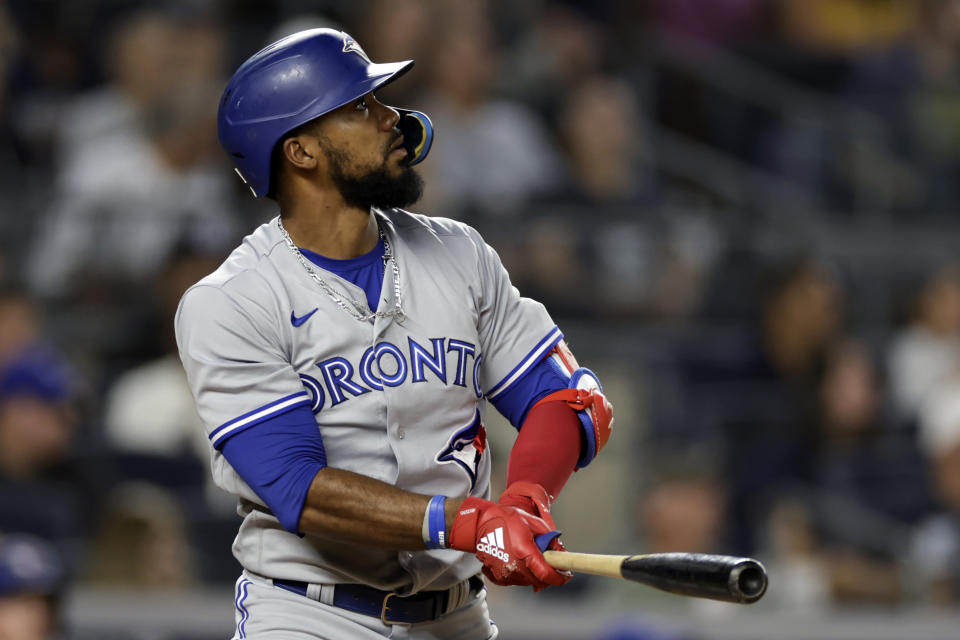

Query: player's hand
[499,481,556,525]
[499,482,571,580]
[498,481,568,551]
[448,497,572,591]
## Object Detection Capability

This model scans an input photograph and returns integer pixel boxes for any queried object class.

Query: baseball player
[175,28,614,640]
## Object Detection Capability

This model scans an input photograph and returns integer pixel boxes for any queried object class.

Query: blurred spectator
[911,371,960,605]
[0,533,65,640]
[675,255,843,554]
[514,207,721,322]
[515,70,719,321]
[24,9,241,300]
[807,339,913,605]
[818,340,879,442]
[417,17,563,220]
[912,0,960,80]
[770,0,924,210]
[0,286,40,364]
[638,458,727,554]
[505,215,588,320]
[903,2,960,208]
[358,0,433,106]
[7,1,92,182]
[552,74,654,206]
[360,0,431,60]
[103,244,229,512]
[62,8,223,157]
[887,263,960,425]
[83,482,196,589]
[757,339,910,609]
[0,346,77,483]
[498,4,607,121]
[761,499,831,611]
[757,256,843,380]
[0,345,94,554]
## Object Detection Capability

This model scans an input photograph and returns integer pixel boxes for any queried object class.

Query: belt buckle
[380,592,410,625]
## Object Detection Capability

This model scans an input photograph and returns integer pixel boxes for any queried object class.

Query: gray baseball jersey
[175,208,560,595]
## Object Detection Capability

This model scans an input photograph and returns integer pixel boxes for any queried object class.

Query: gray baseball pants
[231,571,499,639]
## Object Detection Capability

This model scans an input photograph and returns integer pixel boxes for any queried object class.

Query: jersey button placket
[371,317,405,450]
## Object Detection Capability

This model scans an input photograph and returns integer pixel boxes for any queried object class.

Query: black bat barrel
[620,553,768,604]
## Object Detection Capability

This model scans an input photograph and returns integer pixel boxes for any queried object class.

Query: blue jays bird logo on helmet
[436,410,487,491]
[341,33,372,63]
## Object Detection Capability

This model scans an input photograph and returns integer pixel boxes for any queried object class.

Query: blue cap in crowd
[0,534,64,597]
[0,345,75,404]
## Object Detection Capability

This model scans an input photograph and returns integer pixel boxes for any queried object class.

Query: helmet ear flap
[396,109,434,165]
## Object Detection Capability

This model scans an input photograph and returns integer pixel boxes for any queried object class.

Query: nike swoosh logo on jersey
[290,308,319,327]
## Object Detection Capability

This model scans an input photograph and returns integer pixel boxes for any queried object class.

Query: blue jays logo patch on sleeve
[435,409,486,491]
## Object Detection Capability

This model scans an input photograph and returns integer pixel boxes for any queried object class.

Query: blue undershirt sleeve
[489,355,569,430]
[219,404,327,533]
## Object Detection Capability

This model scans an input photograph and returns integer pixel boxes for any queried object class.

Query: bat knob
[729,559,768,604]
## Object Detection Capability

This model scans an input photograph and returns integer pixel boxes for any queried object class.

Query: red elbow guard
[533,368,614,468]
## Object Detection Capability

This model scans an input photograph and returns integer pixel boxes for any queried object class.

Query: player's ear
[281,135,319,171]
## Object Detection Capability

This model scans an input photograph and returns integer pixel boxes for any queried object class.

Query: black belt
[273,575,484,625]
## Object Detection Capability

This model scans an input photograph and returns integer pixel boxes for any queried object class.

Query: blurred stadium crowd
[1,0,960,637]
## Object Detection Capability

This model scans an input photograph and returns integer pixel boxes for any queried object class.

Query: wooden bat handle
[542,550,627,578]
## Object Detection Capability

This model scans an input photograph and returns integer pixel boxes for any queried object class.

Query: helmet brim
[332,59,415,111]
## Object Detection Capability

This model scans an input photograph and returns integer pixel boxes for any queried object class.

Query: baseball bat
[543,551,768,604]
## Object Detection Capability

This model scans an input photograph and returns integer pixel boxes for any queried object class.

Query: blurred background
[0,0,960,638]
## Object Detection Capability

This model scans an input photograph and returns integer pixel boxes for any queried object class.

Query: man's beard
[321,141,424,211]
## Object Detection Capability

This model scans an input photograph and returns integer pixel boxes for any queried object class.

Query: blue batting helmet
[217,28,433,198]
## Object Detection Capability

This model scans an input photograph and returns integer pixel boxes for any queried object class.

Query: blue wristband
[426,495,447,549]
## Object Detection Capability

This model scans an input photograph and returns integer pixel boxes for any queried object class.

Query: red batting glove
[499,481,568,550]
[499,481,556,525]
[449,497,571,591]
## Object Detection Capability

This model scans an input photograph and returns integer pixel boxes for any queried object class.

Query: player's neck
[279,185,379,259]
[281,205,378,260]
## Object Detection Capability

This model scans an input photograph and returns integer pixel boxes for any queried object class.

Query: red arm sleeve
[505,399,584,498]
